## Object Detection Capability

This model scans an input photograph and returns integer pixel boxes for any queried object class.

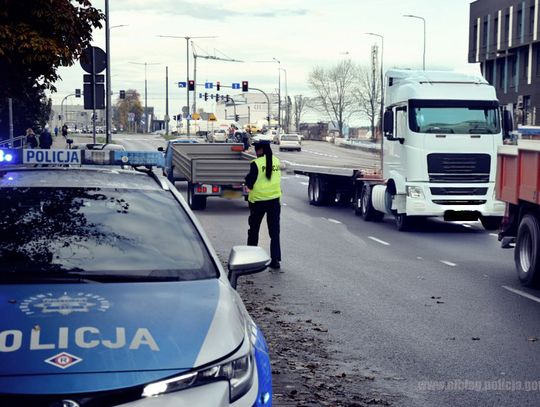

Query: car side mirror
[227,246,271,289]
[502,109,514,134]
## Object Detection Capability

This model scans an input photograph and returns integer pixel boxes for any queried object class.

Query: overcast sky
[51,0,478,118]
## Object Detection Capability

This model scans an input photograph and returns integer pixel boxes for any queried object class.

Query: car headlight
[406,186,424,199]
[142,352,254,402]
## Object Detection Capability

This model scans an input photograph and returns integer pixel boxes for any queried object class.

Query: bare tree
[354,66,381,140]
[308,60,359,137]
[293,95,309,131]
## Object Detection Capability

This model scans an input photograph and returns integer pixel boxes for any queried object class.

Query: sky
[51,0,479,120]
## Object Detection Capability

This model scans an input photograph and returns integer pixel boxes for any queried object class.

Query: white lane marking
[502,286,540,305]
[368,236,390,246]
[300,182,309,186]
[281,176,290,179]
[327,218,341,224]
[440,260,457,267]
[490,233,498,237]
[417,256,424,260]
[282,203,287,206]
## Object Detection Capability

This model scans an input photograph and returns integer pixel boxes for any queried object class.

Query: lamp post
[129,61,160,133]
[280,67,288,132]
[105,11,128,143]
[403,14,426,70]
[157,35,217,136]
[256,58,281,129]
[365,32,384,141]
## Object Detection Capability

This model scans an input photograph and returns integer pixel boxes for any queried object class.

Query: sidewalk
[52,134,96,149]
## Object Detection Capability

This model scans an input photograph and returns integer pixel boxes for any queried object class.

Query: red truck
[497,138,540,287]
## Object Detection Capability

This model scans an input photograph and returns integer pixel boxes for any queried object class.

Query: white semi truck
[294,70,512,231]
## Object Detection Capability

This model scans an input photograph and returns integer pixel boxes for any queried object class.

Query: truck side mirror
[502,110,514,134]
[383,110,394,139]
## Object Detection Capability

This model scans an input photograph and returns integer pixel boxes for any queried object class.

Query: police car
[0,149,272,406]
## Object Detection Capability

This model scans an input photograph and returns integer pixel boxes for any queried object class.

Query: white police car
[0,149,272,406]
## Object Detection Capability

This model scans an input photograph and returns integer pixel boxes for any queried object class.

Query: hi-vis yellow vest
[248,155,282,203]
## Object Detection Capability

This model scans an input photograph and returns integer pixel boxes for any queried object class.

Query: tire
[515,214,540,287]
[353,184,362,216]
[395,212,415,231]
[187,182,207,210]
[360,184,384,221]
[308,175,332,206]
[480,216,502,231]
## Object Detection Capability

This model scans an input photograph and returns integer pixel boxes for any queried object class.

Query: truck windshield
[409,99,500,134]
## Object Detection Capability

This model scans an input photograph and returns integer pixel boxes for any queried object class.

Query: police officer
[245,140,282,269]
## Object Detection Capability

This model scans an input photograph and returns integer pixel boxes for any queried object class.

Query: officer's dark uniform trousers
[247,198,281,262]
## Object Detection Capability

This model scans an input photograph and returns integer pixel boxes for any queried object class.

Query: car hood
[0,280,246,393]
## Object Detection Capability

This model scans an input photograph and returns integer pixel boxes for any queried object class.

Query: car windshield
[409,100,500,134]
[0,187,218,281]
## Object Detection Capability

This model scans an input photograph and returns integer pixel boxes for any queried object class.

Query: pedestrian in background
[39,125,53,149]
[54,126,59,137]
[25,128,38,148]
[245,140,282,269]
[61,124,68,138]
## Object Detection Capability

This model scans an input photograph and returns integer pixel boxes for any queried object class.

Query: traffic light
[119,90,126,99]
[216,81,220,91]
[235,114,240,121]
[204,93,208,101]
[75,88,81,98]
[215,93,219,101]
[173,115,177,121]
[199,93,203,99]
[242,81,248,92]
[188,80,195,91]
[226,95,230,102]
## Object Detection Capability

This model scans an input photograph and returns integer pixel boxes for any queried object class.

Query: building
[469,0,540,125]
[213,92,279,129]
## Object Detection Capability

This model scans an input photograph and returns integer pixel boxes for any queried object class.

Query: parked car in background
[208,129,227,143]
[279,134,302,152]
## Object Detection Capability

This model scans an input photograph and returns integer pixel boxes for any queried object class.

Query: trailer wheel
[480,216,502,231]
[360,184,384,222]
[308,175,332,206]
[515,214,540,287]
[187,182,207,210]
[353,184,362,216]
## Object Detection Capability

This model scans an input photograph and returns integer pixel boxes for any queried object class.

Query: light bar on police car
[0,149,164,168]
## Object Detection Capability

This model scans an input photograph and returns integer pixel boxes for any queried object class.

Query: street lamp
[256,58,282,129]
[129,61,160,133]
[365,32,385,142]
[279,67,288,131]
[157,35,217,136]
[403,14,426,70]
[105,13,128,142]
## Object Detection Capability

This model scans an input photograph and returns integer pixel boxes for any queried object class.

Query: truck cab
[377,70,507,230]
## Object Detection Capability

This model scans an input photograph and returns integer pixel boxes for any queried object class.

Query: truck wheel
[515,214,540,287]
[353,184,362,216]
[187,183,207,210]
[480,216,502,231]
[360,184,384,222]
[395,213,414,231]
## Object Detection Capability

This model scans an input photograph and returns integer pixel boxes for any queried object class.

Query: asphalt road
[109,134,540,406]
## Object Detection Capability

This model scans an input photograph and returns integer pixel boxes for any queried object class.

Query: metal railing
[0,135,26,148]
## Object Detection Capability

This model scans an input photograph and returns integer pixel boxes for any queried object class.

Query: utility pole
[129,61,160,133]
[157,35,217,136]
[166,66,169,135]
[191,42,242,114]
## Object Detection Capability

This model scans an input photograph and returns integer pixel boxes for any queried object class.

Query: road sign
[232,83,240,89]
[178,82,186,88]
[209,113,217,121]
[177,114,182,121]
[192,113,201,120]
[128,113,135,122]
[80,46,107,74]
[204,82,213,89]
[186,114,192,120]
[83,74,105,83]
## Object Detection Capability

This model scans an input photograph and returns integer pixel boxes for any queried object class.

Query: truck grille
[430,187,488,196]
[427,154,490,183]
[432,200,487,205]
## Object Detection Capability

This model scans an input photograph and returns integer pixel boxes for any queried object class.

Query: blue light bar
[0,149,164,168]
